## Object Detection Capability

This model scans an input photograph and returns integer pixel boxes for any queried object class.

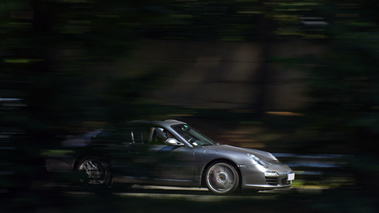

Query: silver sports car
[46,120,295,194]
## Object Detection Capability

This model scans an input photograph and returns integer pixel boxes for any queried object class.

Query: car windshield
[171,124,215,146]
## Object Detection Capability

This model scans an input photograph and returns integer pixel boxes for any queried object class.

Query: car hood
[202,144,278,163]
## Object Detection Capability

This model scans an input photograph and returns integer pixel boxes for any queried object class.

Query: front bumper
[242,174,293,190]
[238,164,295,190]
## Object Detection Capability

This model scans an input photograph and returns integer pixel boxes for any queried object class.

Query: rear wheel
[205,161,239,194]
[77,157,111,186]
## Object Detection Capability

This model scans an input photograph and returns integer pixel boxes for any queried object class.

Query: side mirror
[165,138,184,146]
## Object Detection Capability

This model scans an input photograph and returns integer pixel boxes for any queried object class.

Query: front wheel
[205,161,240,194]
[77,157,111,186]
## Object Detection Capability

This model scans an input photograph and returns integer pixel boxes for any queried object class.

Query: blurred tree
[265,0,379,155]
[0,0,284,135]
[305,1,379,155]
[1,0,378,162]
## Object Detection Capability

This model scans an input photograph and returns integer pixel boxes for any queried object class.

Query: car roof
[127,119,186,128]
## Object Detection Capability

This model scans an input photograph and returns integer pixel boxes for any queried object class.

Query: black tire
[205,161,240,194]
[76,157,111,186]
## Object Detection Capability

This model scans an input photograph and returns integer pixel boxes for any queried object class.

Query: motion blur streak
[1,0,379,212]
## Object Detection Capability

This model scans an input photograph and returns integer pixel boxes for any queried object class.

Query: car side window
[130,126,148,144]
[127,125,178,145]
[150,127,178,145]
[150,127,164,145]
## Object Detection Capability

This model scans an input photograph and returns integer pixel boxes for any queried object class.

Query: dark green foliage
[1,1,379,211]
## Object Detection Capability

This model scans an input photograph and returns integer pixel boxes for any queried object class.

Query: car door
[148,131,195,184]
[142,125,196,184]
[111,124,196,185]
[109,125,154,178]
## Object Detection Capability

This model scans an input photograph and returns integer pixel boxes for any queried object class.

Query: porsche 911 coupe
[45,120,295,194]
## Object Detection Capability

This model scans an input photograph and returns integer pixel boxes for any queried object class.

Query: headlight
[247,153,265,167]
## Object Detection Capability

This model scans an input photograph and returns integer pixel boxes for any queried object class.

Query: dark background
[1,0,378,212]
